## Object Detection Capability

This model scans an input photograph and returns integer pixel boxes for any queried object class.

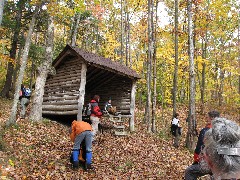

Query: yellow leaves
[102,32,120,59]
[8,159,14,167]
[0,54,14,64]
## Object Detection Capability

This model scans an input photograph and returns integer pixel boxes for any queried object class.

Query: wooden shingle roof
[53,44,140,79]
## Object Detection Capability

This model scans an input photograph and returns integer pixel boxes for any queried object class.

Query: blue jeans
[73,131,93,152]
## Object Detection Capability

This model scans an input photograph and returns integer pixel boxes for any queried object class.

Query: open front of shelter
[42,44,140,132]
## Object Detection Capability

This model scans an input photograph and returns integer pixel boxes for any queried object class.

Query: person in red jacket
[69,120,93,170]
[89,95,102,140]
[184,110,220,180]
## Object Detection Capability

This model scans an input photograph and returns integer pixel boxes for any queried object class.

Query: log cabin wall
[42,56,83,115]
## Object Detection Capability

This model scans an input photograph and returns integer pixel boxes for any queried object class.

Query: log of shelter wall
[42,57,82,115]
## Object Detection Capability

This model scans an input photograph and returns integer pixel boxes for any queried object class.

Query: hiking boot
[84,163,94,171]
[72,161,79,170]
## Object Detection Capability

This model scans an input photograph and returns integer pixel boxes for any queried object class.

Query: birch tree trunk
[146,0,153,133]
[120,0,125,64]
[200,0,209,114]
[125,11,130,67]
[7,7,38,125]
[70,13,80,47]
[172,0,179,117]
[186,0,197,150]
[29,15,54,121]
[0,0,5,26]
[151,0,158,133]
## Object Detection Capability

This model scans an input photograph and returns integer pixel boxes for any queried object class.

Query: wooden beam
[42,104,78,111]
[43,95,78,101]
[42,110,78,115]
[77,62,87,120]
[87,69,105,83]
[129,80,136,132]
[87,66,99,77]
[42,99,78,105]
[53,50,72,68]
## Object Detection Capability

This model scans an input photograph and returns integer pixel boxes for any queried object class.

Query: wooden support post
[129,80,136,132]
[77,62,87,120]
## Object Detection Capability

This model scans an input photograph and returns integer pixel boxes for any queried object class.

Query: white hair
[203,117,240,178]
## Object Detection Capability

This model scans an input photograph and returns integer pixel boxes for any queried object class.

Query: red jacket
[193,123,212,163]
[90,99,102,118]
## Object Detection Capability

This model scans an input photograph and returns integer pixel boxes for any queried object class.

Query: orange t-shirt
[70,120,92,142]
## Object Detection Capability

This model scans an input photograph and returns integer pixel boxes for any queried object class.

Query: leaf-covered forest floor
[0,97,239,179]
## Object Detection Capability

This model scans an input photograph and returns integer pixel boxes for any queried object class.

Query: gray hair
[203,117,240,176]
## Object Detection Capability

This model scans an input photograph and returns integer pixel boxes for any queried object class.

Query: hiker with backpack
[19,84,31,119]
[89,95,102,140]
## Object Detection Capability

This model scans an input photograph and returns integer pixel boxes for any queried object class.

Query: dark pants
[185,163,212,180]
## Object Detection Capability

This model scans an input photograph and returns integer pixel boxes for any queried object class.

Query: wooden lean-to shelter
[42,44,140,131]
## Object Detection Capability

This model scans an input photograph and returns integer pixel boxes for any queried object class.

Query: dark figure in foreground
[202,117,240,179]
[184,110,220,180]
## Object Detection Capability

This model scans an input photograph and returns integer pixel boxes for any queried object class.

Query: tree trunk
[218,68,225,106]
[152,0,158,133]
[186,0,197,150]
[0,0,5,26]
[172,0,179,117]
[121,0,125,64]
[200,40,206,114]
[146,0,153,133]
[238,7,240,94]
[71,13,80,47]
[12,32,24,93]
[200,0,209,114]
[125,10,130,67]
[7,6,39,125]
[1,0,24,98]
[29,15,54,121]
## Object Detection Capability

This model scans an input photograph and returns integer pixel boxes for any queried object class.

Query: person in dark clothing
[171,112,181,148]
[104,99,112,112]
[184,110,220,180]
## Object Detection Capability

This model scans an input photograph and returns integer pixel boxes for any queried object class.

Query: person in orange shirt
[69,120,93,170]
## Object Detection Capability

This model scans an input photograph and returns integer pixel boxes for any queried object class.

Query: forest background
[0,0,239,179]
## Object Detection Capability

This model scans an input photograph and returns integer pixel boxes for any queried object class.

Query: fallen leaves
[0,98,238,179]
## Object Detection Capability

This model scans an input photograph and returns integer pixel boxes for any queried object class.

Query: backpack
[24,88,31,97]
[86,103,92,116]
